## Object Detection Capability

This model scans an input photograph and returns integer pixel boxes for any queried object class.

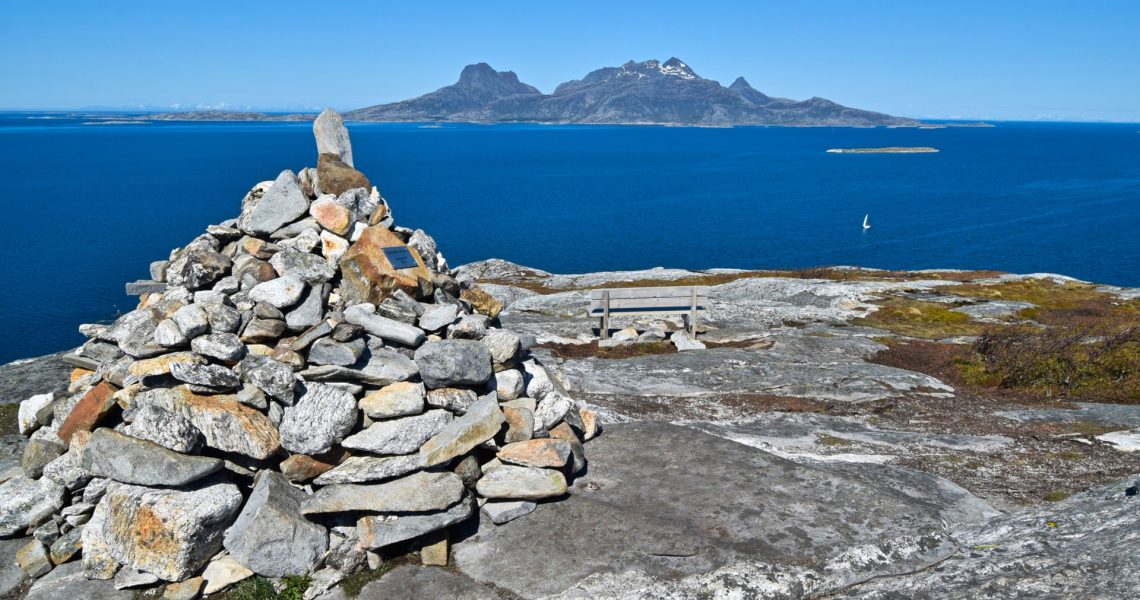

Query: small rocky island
[826,146,940,153]
[0,112,1137,599]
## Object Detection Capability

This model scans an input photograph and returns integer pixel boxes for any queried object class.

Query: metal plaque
[382,246,419,270]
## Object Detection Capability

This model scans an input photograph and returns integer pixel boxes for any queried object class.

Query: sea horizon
[2,114,1138,362]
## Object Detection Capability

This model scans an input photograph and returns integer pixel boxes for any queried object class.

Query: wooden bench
[587,286,710,340]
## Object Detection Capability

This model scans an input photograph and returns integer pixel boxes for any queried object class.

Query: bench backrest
[587,286,710,317]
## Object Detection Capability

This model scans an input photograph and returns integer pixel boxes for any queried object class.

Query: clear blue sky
[2,1,1137,121]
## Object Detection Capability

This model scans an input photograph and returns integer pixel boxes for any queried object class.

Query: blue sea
[1,113,1138,364]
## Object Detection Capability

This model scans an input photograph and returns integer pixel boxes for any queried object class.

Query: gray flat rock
[341,409,453,454]
[357,494,474,549]
[687,412,1013,464]
[414,340,493,389]
[82,428,223,486]
[452,422,985,599]
[348,565,504,600]
[560,340,953,408]
[996,402,1140,427]
[345,305,426,347]
[313,454,425,485]
[481,500,536,525]
[224,471,327,577]
[236,170,310,236]
[25,560,132,600]
[301,471,465,515]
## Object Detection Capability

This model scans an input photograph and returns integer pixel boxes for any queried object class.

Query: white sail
[862,214,871,229]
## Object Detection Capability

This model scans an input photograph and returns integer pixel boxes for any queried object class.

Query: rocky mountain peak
[452,63,541,103]
[612,58,700,82]
[728,76,772,104]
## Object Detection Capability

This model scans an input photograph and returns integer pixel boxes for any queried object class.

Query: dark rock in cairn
[0,108,601,597]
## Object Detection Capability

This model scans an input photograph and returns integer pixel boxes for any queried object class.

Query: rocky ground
[3,259,1138,598]
[2,259,1139,598]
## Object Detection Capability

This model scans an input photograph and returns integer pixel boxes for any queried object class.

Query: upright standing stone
[223,472,328,577]
[313,108,354,167]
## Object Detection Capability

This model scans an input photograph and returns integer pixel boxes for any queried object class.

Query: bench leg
[599,317,609,340]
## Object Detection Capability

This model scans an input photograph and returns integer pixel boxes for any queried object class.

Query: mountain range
[346,58,918,127]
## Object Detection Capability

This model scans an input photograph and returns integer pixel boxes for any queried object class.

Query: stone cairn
[0,109,599,597]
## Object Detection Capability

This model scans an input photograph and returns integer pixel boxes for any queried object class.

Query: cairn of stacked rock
[0,108,600,597]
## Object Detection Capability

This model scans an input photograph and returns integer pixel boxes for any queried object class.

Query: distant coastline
[826,146,940,154]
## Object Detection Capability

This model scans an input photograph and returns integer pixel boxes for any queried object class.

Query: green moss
[213,576,278,600]
[597,340,676,359]
[278,576,311,600]
[816,434,853,447]
[1043,490,1071,502]
[0,403,19,436]
[853,297,984,339]
[1046,451,1086,461]
[338,563,395,598]
[1070,421,1127,436]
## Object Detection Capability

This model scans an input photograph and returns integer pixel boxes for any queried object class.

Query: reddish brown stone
[280,448,350,483]
[497,439,571,468]
[57,381,119,444]
[310,197,353,236]
[316,153,370,196]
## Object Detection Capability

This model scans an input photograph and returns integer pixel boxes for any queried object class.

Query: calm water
[1,113,1138,363]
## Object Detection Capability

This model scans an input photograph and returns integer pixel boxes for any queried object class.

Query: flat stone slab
[559,337,954,407]
[453,422,994,599]
[843,475,1140,599]
[686,412,1013,464]
[342,565,504,600]
[996,402,1140,428]
[25,560,132,600]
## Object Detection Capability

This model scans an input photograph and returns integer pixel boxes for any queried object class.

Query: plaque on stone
[382,246,419,270]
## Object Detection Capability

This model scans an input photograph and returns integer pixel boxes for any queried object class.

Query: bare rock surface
[453,422,978,599]
[335,564,504,600]
[841,475,1140,599]
[25,560,132,600]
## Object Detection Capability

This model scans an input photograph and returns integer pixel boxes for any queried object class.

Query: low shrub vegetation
[970,324,1140,403]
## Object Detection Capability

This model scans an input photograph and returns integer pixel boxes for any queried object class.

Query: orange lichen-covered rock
[339,226,432,305]
[134,387,280,460]
[461,284,503,320]
[57,381,119,444]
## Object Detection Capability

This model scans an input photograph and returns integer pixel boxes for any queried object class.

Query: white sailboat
[862,214,871,230]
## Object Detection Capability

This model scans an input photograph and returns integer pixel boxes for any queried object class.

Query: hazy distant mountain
[348,58,918,127]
